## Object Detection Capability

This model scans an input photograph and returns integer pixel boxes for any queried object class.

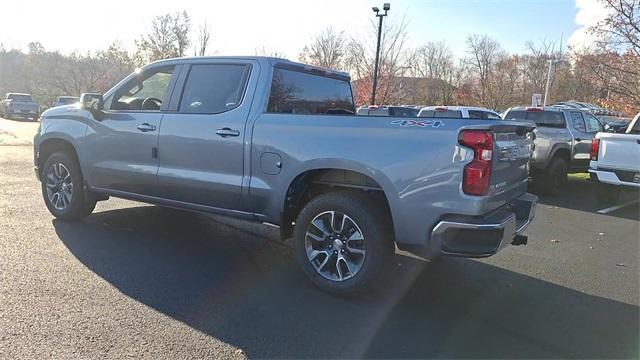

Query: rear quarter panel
[249,115,522,247]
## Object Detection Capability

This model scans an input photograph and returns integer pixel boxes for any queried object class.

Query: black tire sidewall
[543,158,568,195]
[41,152,92,220]
[293,191,392,295]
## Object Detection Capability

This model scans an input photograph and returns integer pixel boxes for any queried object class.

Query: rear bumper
[589,168,640,189]
[430,193,538,257]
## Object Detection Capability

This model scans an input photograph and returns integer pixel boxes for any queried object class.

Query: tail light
[590,138,600,161]
[459,130,494,196]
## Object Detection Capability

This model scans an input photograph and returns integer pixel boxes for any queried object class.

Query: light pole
[371,3,390,105]
[543,59,564,107]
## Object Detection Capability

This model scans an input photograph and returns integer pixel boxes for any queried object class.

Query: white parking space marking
[597,199,640,214]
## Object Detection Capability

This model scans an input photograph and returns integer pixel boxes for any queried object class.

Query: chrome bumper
[431,193,538,257]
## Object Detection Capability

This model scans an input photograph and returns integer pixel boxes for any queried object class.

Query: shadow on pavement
[533,177,640,221]
[54,206,639,359]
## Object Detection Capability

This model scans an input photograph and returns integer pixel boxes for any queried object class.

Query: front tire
[41,151,96,220]
[293,191,393,295]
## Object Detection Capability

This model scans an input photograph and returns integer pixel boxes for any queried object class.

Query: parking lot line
[597,199,640,214]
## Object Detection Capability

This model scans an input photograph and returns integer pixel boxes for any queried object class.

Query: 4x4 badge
[391,120,444,128]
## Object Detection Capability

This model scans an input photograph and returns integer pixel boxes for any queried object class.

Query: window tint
[179,64,250,114]
[571,112,586,132]
[8,94,32,101]
[267,68,354,115]
[419,110,462,118]
[584,114,603,133]
[388,107,418,117]
[504,110,566,128]
[468,110,500,119]
[110,66,175,111]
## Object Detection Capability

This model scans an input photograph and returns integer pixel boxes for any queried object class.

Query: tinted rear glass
[504,110,566,128]
[8,94,32,101]
[57,97,78,105]
[469,110,501,119]
[267,68,355,115]
[419,110,462,118]
[388,107,418,117]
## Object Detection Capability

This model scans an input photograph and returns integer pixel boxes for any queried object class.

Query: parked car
[597,116,631,133]
[503,106,605,194]
[34,56,537,294]
[1,93,39,120]
[589,113,640,203]
[418,106,501,119]
[53,96,79,107]
[356,105,419,117]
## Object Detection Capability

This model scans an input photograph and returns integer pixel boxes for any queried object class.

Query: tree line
[0,0,637,116]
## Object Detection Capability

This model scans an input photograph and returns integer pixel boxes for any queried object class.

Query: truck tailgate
[596,133,640,171]
[486,122,535,196]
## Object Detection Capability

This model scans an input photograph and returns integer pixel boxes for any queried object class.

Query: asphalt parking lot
[0,117,638,359]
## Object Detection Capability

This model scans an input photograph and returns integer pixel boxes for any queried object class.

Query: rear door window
[267,68,355,115]
[584,114,603,133]
[571,112,586,132]
[179,64,250,114]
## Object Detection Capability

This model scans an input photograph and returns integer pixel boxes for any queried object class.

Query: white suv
[418,106,501,119]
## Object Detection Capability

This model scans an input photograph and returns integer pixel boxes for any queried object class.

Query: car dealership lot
[0,117,638,359]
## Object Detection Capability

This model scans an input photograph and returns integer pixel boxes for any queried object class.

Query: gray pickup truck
[503,106,605,194]
[1,93,40,120]
[34,57,537,294]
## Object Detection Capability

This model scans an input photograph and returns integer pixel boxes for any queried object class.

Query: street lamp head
[383,3,390,11]
[372,6,379,12]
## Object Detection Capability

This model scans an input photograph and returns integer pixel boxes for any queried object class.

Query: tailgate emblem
[499,144,532,161]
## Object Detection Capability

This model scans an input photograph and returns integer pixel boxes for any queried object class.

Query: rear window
[267,68,355,115]
[504,110,566,128]
[388,107,418,117]
[419,110,463,118]
[469,110,501,120]
[7,94,32,101]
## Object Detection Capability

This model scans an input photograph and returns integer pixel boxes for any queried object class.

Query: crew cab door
[569,112,602,169]
[156,60,255,211]
[84,65,178,196]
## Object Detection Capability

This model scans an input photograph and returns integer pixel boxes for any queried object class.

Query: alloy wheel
[304,211,366,282]
[45,163,73,211]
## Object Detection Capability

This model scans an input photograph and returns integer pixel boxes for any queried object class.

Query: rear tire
[293,191,393,295]
[41,151,96,220]
[540,158,568,196]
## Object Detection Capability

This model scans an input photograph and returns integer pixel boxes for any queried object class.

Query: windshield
[504,110,566,128]
[57,97,78,105]
[7,94,33,102]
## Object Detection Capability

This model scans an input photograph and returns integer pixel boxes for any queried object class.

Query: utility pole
[543,59,564,107]
[371,3,390,105]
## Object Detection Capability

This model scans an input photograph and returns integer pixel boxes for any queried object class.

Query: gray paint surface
[35,56,535,256]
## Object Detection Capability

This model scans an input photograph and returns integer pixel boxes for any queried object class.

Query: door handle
[137,123,156,132]
[575,138,583,142]
[216,128,240,137]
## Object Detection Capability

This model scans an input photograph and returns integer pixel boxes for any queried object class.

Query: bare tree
[196,21,211,56]
[408,41,455,104]
[345,17,410,105]
[298,26,347,70]
[254,46,286,58]
[464,34,504,107]
[135,11,191,63]
[591,0,640,55]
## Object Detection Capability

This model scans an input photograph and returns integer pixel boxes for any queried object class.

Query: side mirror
[80,93,104,120]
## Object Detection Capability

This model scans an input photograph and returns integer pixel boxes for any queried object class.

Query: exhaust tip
[512,234,528,246]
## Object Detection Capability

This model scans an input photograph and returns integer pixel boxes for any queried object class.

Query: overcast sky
[1,0,608,59]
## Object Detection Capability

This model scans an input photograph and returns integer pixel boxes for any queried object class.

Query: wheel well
[38,139,79,177]
[280,169,393,241]
[550,148,571,166]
